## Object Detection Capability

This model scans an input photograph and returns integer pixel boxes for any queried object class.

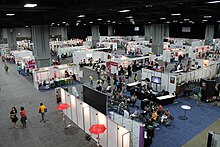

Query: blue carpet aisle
[151,98,220,147]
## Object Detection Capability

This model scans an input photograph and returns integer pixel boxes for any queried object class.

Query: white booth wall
[59,88,131,147]
[10,50,33,64]
[33,64,80,89]
[73,50,111,64]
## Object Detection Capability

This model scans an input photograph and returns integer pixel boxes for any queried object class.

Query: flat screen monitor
[151,76,161,84]
[83,85,107,115]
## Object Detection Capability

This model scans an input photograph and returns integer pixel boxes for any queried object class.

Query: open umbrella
[57,103,70,129]
[57,103,70,110]
[89,124,106,146]
[89,124,106,135]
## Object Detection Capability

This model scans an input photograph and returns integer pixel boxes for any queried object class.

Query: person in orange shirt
[157,104,163,115]
[151,111,158,121]
[20,107,27,128]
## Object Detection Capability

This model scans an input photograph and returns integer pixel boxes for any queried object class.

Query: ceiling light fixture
[180,22,183,24]
[107,20,111,22]
[118,9,130,13]
[77,20,81,22]
[148,22,151,24]
[166,21,170,23]
[173,20,178,22]
[57,24,60,26]
[97,18,102,21]
[217,20,220,23]
[204,16,212,18]
[6,13,15,16]
[84,24,86,25]
[78,15,85,17]
[26,25,28,28]
[112,21,116,23]
[89,21,93,24]
[62,22,66,24]
[24,4,37,7]
[202,20,208,22]
[171,13,181,16]
[146,5,153,8]
[125,16,133,19]
[76,23,79,26]
[208,1,220,4]
[184,19,190,21]
[160,18,166,20]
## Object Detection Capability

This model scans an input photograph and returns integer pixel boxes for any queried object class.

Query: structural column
[31,25,51,68]
[91,25,100,48]
[151,24,165,55]
[164,24,169,38]
[144,24,151,41]
[7,28,17,50]
[60,27,68,41]
[108,25,114,36]
[205,25,214,45]
[0,29,3,44]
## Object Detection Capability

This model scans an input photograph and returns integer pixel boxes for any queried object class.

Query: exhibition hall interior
[1,0,220,147]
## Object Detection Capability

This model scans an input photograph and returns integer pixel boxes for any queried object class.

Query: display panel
[151,76,161,84]
[83,85,107,115]
[182,27,191,33]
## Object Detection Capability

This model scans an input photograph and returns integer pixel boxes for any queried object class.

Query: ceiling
[0,0,220,28]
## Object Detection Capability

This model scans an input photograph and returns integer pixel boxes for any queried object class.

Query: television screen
[151,76,161,84]
[83,85,107,115]
[182,27,191,32]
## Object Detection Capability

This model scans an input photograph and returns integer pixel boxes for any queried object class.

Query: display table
[156,95,175,105]
[55,77,73,87]
[180,105,191,120]
[126,81,141,92]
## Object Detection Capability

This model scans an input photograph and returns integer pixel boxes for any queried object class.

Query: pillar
[108,25,114,36]
[144,25,151,41]
[151,24,165,55]
[61,27,68,41]
[205,25,214,45]
[91,25,100,48]
[31,25,51,68]
[164,24,169,38]
[0,29,3,44]
[7,28,17,50]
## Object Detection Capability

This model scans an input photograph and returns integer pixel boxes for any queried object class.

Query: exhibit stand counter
[188,45,211,59]
[162,48,186,62]
[127,45,152,55]
[57,46,90,58]
[96,42,117,51]
[20,55,36,73]
[0,44,9,56]
[101,36,124,48]
[142,61,220,94]
[17,40,33,50]
[72,49,111,64]
[10,50,33,64]
[33,63,80,90]
[106,55,149,75]
[57,87,131,147]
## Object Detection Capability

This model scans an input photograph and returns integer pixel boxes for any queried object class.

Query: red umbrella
[57,103,70,110]
[89,124,106,135]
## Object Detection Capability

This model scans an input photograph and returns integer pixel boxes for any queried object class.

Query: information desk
[126,81,141,92]
[156,95,175,105]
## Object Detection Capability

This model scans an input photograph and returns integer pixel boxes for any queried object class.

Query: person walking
[20,107,27,128]
[10,107,18,128]
[4,63,9,73]
[38,103,47,123]
[134,73,138,82]
[17,64,21,75]
[89,74,93,88]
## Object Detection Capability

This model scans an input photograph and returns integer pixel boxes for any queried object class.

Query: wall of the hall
[169,24,206,39]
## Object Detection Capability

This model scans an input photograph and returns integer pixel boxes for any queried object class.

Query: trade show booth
[96,42,117,50]
[10,50,33,64]
[58,87,131,147]
[20,55,36,74]
[72,49,111,64]
[142,61,220,94]
[57,46,90,58]
[33,63,80,90]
